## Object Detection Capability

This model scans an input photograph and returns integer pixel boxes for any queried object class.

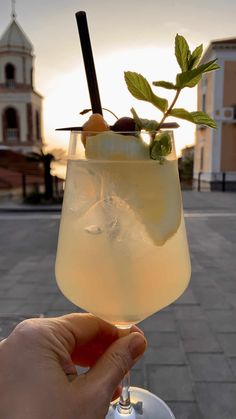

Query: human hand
[0,313,147,419]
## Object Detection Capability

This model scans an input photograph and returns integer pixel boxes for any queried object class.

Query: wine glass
[55,129,191,418]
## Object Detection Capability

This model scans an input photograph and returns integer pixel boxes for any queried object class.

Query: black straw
[75,11,103,115]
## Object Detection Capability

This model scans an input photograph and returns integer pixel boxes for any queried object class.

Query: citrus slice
[84,131,181,245]
[129,160,182,245]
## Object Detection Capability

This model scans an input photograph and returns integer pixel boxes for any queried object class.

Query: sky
[1,0,236,158]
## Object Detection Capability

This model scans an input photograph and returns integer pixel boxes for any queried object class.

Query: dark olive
[112,117,136,132]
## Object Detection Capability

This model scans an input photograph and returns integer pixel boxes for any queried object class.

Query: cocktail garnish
[82,113,110,146]
[150,132,173,163]
[124,34,220,161]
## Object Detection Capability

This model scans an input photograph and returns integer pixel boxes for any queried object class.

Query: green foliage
[131,108,159,131]
[176,59,220,88]
[170,108,216,128]
[152,81,177,90]
[124,34,220,160]
[190,111,217,128]
[175,34,191,72]
[124,72,168,112]
[189,44,203,69]
[150,132,172,162]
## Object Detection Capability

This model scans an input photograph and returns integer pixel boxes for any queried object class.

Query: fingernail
[129,332,147,360]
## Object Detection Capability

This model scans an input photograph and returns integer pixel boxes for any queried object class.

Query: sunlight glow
[44,47,197,158]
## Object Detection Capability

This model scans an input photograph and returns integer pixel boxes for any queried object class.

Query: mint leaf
[131,107,142,128]
[184,74,202,88]
[124,71,168,112]
[150,132,172,161]
[176,59,220,88]
[170,108,195,122]
[191,111,217,128]
[170,108,216,128]
[140,119,159,131]
[189,44,203,69]
[131,108,159,131]
[153,81,177,90]
[175,34,190,72]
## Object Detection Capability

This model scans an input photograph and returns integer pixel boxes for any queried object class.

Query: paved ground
[0,191,236,419]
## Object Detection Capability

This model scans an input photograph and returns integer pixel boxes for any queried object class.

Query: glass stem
[118,371,132,414]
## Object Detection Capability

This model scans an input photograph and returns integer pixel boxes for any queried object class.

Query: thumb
[85,332,147,400]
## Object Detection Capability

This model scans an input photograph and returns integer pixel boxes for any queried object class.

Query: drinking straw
[75,11,103,115]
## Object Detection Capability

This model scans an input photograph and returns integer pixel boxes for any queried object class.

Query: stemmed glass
[55,129,191,418]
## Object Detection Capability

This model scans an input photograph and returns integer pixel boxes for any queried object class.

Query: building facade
[194,38,236,190]
[0,14,43,154]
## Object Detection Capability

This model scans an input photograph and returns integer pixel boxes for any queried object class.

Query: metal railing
[6,129,18,141]
[194,172,236,192]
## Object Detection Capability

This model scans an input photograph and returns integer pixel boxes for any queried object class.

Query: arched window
[35,110,41,140]
[3,107,19,141]
[5,63,16,87]
[31,68,34,87]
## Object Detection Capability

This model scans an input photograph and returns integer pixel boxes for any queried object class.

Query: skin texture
[0,313,147,419]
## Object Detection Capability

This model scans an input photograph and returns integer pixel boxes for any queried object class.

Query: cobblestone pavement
[0,191,236,419]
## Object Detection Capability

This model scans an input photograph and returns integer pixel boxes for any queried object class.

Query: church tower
[0,6,43,154]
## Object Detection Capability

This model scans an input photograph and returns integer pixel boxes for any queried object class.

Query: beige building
[0,12,43,154]
[194,38,236,190]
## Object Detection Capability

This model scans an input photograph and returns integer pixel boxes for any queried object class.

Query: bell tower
[0,3,43,153]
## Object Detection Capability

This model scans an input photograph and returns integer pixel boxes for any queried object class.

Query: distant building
[179,145,194,190]
[0,12,43,154]
[194,38,236,190]
[181,145,194,161]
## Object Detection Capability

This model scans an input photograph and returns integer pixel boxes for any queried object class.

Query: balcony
[5,79,16,88]
[6,128,19,141]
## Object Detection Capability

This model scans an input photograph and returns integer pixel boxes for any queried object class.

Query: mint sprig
[170,108,216,128]
[131,107,159,131]
[124,34,220,160]
[124,72,168,113]
[150,132,172,163]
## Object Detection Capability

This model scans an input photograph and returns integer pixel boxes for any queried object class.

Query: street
[0,191,236,419]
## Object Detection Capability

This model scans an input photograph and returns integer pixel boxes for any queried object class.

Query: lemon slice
[85,131,181,245]
[131,160,181,245]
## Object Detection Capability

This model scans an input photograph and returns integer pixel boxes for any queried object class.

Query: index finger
[54,313,119,353]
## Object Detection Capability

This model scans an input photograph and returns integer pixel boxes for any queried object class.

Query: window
[6,108,17,128]
[202,94,206,112]
[4,107,19,141]
[201,76,207,89]
[5,63,16,87]
[233,104,236,120]
[31,68,34,87]
[35,110,41,140]
[200,146,204,171]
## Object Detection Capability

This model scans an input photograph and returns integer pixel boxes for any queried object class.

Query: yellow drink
[55,156,191,326]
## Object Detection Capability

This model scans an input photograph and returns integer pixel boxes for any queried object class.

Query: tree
[27,151,55,201]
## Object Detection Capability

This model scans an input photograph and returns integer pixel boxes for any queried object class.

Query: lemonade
[55,141,191,326]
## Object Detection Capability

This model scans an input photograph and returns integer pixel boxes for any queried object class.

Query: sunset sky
[1,0,236,156]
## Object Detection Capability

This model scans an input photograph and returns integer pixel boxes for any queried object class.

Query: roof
[0,149,43,176]
[201,37,236,63]
[0,166,43,189]
[211,37,236,46]
[0,18,33,54]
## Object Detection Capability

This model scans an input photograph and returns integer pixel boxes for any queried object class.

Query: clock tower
[0,8,43,153]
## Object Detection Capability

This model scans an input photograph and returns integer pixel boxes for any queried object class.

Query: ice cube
[65,163,101,215]
[85,225,103,235]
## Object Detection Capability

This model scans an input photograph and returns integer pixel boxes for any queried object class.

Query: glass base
[106,387,175,418]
